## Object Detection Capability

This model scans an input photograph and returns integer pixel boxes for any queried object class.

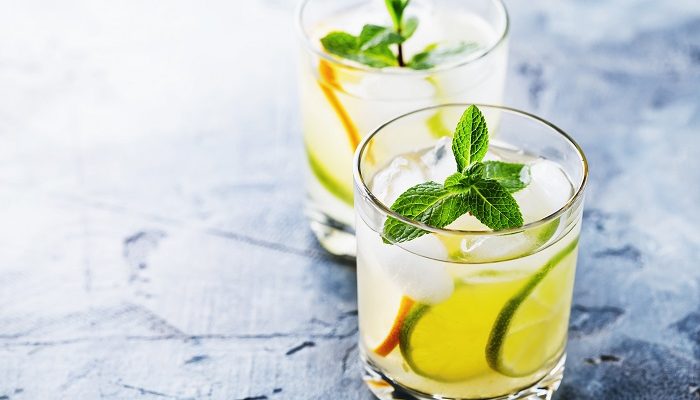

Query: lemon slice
[399,286,494,382]
[486,237,579,377]
[399,237,579,382]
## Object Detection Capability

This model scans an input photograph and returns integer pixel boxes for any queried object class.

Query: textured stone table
[0,1,698,399]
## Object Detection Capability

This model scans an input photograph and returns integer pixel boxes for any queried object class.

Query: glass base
[362,354,566,400]
[306,207,356,259]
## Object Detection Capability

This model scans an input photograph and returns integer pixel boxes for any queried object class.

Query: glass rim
[295,0,510,76]
[353,103,589,237]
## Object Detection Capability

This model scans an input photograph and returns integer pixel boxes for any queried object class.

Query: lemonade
[298,0,509,256]
[353,105,587,399]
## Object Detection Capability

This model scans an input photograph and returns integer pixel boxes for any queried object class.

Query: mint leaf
[483,161,530,193]
[407,42,480,70]
[358,44,398,67]
[401,17,418,40]
[465,178,524,230]
[382,182,469,243]
[452,105,488,173]
[359,24,404,50]
[320,31,357,58]
[320,30,397,68]
[385,0,410,30]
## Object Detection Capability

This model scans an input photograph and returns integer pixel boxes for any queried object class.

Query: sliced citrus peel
[318,60,362,151]
[373,295,415,356]
[485,237,579,377]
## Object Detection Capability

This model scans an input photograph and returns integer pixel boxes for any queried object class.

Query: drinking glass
[297,0,509,257]
[353,104,588,399]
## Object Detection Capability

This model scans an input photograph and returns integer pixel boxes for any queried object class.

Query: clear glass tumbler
[353,104,588,399]
[297,0,509,257]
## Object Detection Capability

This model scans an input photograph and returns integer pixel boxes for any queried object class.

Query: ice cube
[376,235,454,304]
[357,221,453,304]
[514,159,573,223]
[420,136,457,182]
[446,211,489,231]
[457,233,537,262]
[441,196,521,261]
[445,214,533,261]
[371,155,427,205]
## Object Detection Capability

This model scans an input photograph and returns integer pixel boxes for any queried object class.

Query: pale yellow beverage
[353,105,588,399]
[298,0,509,256]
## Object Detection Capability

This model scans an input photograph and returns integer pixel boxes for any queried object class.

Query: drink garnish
[383,105,529,243]
[320,0,477,69]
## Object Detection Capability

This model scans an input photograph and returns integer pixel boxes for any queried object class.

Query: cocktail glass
[297,0,509,257]
[353,104,588,399]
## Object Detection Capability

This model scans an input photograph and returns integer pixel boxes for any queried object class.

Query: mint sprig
[320,1,479,70]
[382,105,528,243]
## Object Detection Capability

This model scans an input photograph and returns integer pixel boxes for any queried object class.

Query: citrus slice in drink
[373,296,415,356]
[485,238,579,377]
[398,238,579,382]
[398,285,496,382]
[302,60,361,205]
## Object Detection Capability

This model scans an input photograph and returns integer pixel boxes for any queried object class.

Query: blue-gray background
[0,0,698,399]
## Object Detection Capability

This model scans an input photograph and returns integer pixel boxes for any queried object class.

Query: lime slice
[533,218,560,244]
[306,142,353,206]
[486,237,579,377]
[399,286,494,382]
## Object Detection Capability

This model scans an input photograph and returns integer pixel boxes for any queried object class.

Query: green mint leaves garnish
[320,29,400,68]
[382,105,528,244]
[382,182,470,243]
[319,1,478,70]
[407,42,480,70]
